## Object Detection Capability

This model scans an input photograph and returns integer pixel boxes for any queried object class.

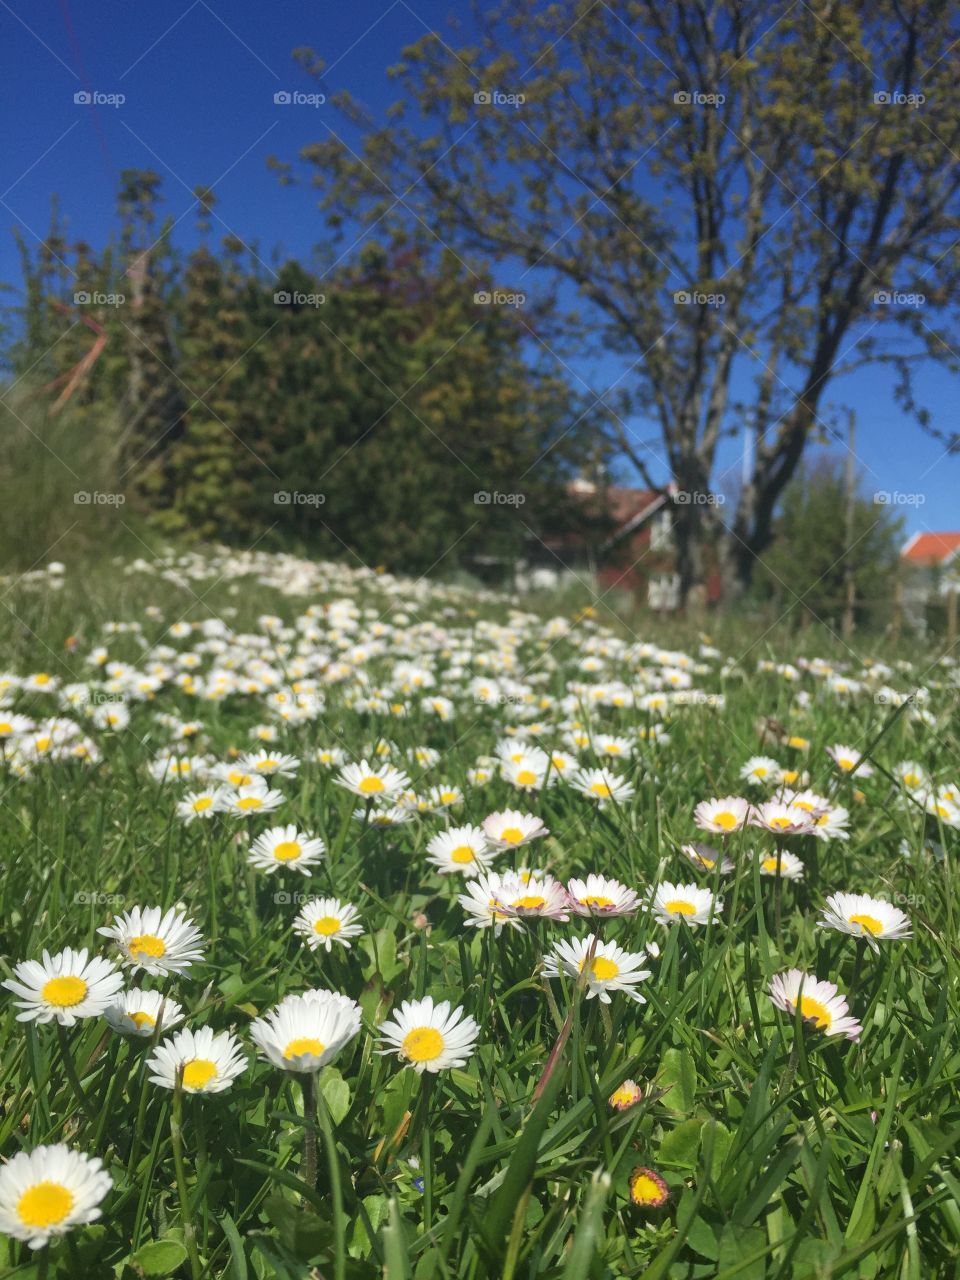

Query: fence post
[948,588,958,648]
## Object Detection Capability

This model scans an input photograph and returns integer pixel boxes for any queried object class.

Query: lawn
[0,549,957,1279]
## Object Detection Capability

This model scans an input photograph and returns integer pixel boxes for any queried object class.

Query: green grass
[0,550,957,1279]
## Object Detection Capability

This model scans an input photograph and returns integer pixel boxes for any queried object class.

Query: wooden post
[948,588,958,648]
[891,574,903,644]
[841,408,856,639]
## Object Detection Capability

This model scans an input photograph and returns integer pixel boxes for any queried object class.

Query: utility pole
[842,408,856,639]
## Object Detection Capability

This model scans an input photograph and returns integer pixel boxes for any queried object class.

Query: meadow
[0,548,957,1280]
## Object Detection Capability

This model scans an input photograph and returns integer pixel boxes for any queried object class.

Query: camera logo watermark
[674,491,725,506]
[74,891,124,905]
[674,290,725,308]
[74,491,125,506]
[274,290,325,307]
[274,90,326,107]
[74,90,125,108]
[874,290,925,308]
[474,289,525,308]
[474,491,525,506]
[274,491,325,506]
[874,91,925,108]
[74,291,125,307]
[873,491,925,506]
[474,89,525,108]
[674,90,725,108]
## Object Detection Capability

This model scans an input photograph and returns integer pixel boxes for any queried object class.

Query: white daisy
[566,874,640,917]
[817,892,911,950]
[0,1144,111,1249]
[292,898,364,951]
[481,810,549,849]
[377,996,479,1074]
[175,787,226,822]
[680,843,735,874]
[104,989,185,1037]
[3,948,123,1026]
[249,991,360,1072]
[826,744,874,778]
[248,825,325,875]
[425,825,496,876]
[491,871,571,922]
[758,850,804,880]
[568,766,636,805]
[223,782,285,816]
[237,749,301,779]
[97,905,206,976]
[739,756,783,785]
[334,759,410,800]
[543,935,651,1003]
[768,969,862,1040]
[146,1025,247,1093]
[645,882,721,928]
[750,800,815,836]
[693,796,752,835]
[458,873,524,934]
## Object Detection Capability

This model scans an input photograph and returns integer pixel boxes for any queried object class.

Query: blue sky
[1,0,957,539]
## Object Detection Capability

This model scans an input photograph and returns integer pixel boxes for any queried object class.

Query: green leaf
[130,1240,189,1277]
[659,1048,697,1113]
[660,1117,704,1167]
[320,1068,351,1124]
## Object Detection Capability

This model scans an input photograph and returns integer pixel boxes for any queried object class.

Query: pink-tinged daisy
[629,1166,669,1208]
[750,800,815,836]
[566,874,640,917]
[816,892,911,951]
[481,810,549,849]
[458,873,524,934]
[608,1079,643,1111]
[492,872,571,922]
[768,969,862,1040]
[693,796,751,835]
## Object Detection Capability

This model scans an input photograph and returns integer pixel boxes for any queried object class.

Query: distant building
[900,531,960,629]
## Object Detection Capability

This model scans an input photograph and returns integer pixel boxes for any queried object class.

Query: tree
[756,455,903,628]
[293,0,960,604]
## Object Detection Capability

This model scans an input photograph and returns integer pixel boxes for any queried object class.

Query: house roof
[901,532,960,566]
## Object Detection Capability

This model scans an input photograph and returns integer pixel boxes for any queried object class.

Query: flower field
[0,551,958,1279]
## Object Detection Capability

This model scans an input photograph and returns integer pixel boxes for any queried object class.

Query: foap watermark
[474,89,525,108]
[75,291,125,307]
[274,490,325,506]
[874,490,925,506]
[274,290,325,307]
[474,490,525,506]
[674,289,725,308]
[874,90,925,108]
[74,90,125,108]
[674,90,725,108]
[274,90,325,107]
[74,891,124,906]
[874,289,925,308]
[474,289,525,308]
[74,491,125,506]
[675,490,725,506]
[273,890,312,905]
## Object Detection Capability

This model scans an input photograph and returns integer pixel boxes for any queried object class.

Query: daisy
[482,810,549,849]
[248,825,325,875]
[175,787,226,822]
[146,1025,247,1093]
[458,873,524,934]
[425,783,464,810]
[501,757,551,790]
[250,991,360,1072]
[758,850,804,880]
[148,754,209,784]
[826,744,874,778]
[693,796,752,835]
[277,987,362,1031]
[292,898,364,951]
[425,825,497,877]
[543,935,651,1003]
[0,1144,111,1249]
[492,872,571,922]
[335,758,411,800]
[894,761,929,791]
[566,874,640,916]
[315,746,346,768]
[680,843,735,874]
[768,970,862,1040]
[104,989,185,1037]
[740,756,783,785]
[817,892,911,950]
[378,996,479,1074]
[925,792,960,827]
[608,1079,643,1111]
[750,800,815,836]
[223,783,285,816]
[568,766,635,805]
[359,804,415,827]
[98,905,206,976]
[237,749,300,779]
[628,1166,669,1208]
[3,948,123,1026]
[645,883,721,928]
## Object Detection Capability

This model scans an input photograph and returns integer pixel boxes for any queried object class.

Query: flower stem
[316,1083,346,1280]
[170,1076,203,1280]
[301,1072,318,1191]
[56,1023,96,1127]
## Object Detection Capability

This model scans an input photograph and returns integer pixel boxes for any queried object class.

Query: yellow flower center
[664,899,695,916]
[848,912,883,936]
[513,894,546,910]
[610,1086,639,1108]
[192,796,213,812]
[272,841,301,862]
[788,736,808,748]
[35,737,51,753]
[182,1058,218,1089]
[402,1026,444,1063]
[903,773,920,787]
[761,857,783,873]
[42,976,87,1007]
[358,776,385,794]
[581,894,615,909]
[17,1182,73,1228]
[34,673,50,685]
[313,916,342,936]
[228,770,252,786]
[499,826,523,844]
[629,1171,666,1206]
[284,1037,326,1060]
[714,811,738,831]
[838,757,855,771]
[586,955,620,981]
[516,770,537,785]
[590,782,612,798]
[798,995,831,1029]
[0,722,11,734]
[450,845,475,864]
[236,795,263,810]
[793,800,815,812]
[129,1010,156,1030]
[781,770,799,784]
[260,759,278,769]
[129,934,166,960]
[752,766,768,777]
[769,816,792,830]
